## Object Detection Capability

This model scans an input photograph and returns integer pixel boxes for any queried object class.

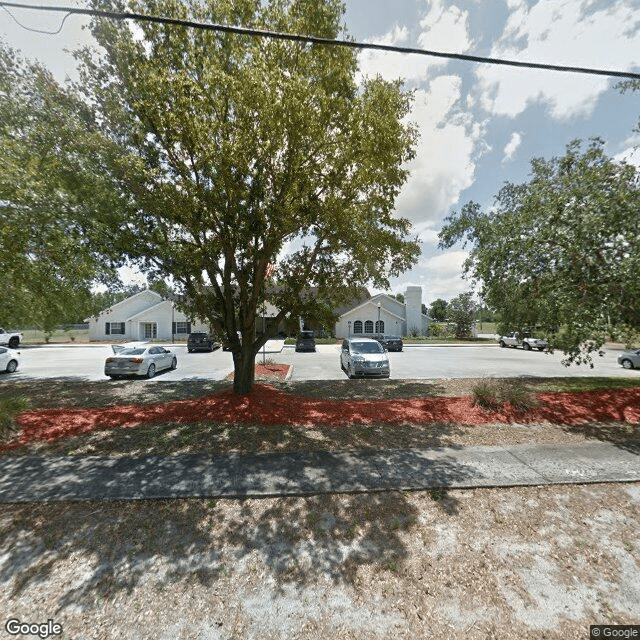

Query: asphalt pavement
[7,339,635,381]
[1,441,639,503]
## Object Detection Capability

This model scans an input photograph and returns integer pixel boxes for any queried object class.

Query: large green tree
[439,139,640,364]
[80,0,419,393]
[428,298,449,322]
[0,43,123,330]
[448,292,476,339]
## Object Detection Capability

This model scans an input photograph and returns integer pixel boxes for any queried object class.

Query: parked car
[187,332,219,353]
[0,328,22,349]
[340,337,390,379]
[499,331,548,351]
[618,348,640,370]
[105,345,177,379]
[0,346,20,373]
[370,334,403,352]
[222,331,242,351]
[295,330,316,352]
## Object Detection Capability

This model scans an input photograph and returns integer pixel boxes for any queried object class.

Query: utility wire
[2,0,640,81]
[1,3,72,33]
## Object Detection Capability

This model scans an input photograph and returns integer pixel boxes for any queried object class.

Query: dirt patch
[1,483,638,639]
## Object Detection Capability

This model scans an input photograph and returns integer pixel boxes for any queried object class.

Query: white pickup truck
[0,328,23,349]
[498,331,548,351]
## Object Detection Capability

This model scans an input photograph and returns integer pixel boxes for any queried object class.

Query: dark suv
[187,332,219,353]
[295,330,316,352]
[370,334,403,352]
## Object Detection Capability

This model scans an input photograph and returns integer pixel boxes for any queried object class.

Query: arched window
[353,320,363,334]
[375,320,384,334]
[364,320,374,333]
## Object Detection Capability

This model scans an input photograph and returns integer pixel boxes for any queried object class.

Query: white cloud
[416,250,472,301]
[417,0,472,55]
[413,221,441,244]
[614,134,640,169]
[357,24,432,84]
[396,76,485,226]
[477,0,640,120]
[502,131,523,163]
[357,1,473,84]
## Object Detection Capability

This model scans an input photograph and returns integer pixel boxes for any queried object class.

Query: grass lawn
[20,328,90,343]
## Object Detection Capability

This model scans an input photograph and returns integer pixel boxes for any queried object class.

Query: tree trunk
[232,342,256,395]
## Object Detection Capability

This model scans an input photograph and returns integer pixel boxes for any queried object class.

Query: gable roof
[339,293,404,319]
[125,299,172,322]
[88,289,163,320]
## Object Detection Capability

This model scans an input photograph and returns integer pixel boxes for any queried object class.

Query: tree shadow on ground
[561,421,640,455]
[0,379,230,410]
[276,379,449,400]
[1,418,469,459]
[0,476,466,616]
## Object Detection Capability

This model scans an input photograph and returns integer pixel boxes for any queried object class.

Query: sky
[2,0,640,305]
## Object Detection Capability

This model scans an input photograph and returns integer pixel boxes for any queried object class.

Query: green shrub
[472,379,504,410]
[0,396,30,439]
[504,381,540,411]
[428,322,454,338]
[472,379,539,412]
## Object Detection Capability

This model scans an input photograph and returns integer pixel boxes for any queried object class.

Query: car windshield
[300,332,314,339]
[118,348,146,356]
[352,341,384,354]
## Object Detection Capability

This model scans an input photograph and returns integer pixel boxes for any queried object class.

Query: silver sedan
[105,345,177,379]
[618,349,640,370]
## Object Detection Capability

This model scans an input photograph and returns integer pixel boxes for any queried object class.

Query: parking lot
[1,341,636,382]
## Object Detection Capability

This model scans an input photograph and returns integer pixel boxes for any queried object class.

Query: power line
[2,0,640,81]
[1,3,72,33]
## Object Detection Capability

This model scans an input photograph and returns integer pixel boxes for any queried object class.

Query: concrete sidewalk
[0,441,638,503]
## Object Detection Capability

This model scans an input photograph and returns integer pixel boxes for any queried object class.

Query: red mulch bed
[3,385,640,454]
[225,364,291,380]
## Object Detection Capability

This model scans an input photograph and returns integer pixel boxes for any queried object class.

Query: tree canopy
[0,44,122,329]
[439,138,640,364]
[79,0,419,392]
[428,298,449,322]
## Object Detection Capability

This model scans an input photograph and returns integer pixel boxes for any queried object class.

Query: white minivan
[340,337,390,379]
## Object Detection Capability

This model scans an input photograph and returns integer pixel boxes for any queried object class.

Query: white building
[87,290,209,341]
[334,286,430,339]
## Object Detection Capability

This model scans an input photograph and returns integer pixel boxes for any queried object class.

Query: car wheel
[187,348,193,353]
[146,363,156,379]
[170,357,177,370]
[347,364,355,379]
[621,359,635,370]
[523,342,531,351]
[499,341,506,348]
[8,337,19,349]
[6,359,17,373]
